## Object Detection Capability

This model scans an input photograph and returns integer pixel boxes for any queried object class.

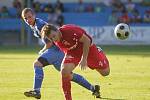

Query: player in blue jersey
[21,8,100,99]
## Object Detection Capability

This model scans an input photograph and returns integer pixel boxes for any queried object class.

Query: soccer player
[41,24,110,100]
[21,8,100,99]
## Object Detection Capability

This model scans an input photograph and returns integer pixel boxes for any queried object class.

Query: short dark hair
[41,24,58,38]
[21,8,35,19]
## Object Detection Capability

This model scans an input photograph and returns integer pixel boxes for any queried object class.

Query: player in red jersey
[41,24,110,100]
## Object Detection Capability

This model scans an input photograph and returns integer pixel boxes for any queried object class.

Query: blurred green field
[0,45,150,100]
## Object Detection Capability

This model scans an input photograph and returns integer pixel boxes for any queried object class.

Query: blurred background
[0,0,149,46]
[0,1,150,100]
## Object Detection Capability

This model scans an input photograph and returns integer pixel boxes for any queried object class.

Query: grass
[0,45,150,100]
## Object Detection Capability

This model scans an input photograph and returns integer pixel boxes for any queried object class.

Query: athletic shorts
[39,45,64,71]
[63,44,109,70]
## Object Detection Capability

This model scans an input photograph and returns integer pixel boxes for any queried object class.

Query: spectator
[0,6,9,18]
[108,10,118,24]
[76,0,85,12]
[48,9,64,26]
[94,3,102,13]
[102,0,112,7]
[131,9,142,23]
[43,3,54,13]
[12,0,22,17]
[143,10,150,23]
[13,0,21,9]
[55,9,64,26]
[32,1,41,12]
[119,10,130,24]
[23,0,34,8]
[54,0,64,12]
[141,0,150,6]
[86,3,94,12]
[125,0,136,12]
[48,13,57,25]
[111,0,126,12]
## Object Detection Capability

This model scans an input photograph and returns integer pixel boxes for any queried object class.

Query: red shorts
[63,44,109,70]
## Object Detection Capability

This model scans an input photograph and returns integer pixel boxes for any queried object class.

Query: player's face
[23,11,35,26]
[47,30,60,42]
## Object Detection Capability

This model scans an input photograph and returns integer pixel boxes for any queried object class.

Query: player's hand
[79,59,87,70]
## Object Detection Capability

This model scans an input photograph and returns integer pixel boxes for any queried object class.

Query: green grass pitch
[0,45,150,100]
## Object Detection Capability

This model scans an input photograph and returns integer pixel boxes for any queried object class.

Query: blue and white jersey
[28,18,64,69]
[30,18,51,44]
[30,18,47,39]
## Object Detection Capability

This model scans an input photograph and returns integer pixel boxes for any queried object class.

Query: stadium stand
[0,0,149,45]
[0,1,149,31]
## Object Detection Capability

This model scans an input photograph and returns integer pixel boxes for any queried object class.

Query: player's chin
[28,21,34,25]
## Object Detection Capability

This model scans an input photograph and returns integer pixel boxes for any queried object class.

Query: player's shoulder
[59,24,80,31]
[36,18,43,21]
[61,24,78,28]
[36,18,47,24]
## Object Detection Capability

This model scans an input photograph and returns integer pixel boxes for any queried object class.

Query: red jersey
[54,25,109,70]
[55,24,92,52]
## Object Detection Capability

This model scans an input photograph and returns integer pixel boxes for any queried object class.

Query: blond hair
[21,8,34,19]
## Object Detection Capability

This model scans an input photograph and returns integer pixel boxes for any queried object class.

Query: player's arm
[79,34,91,70]
[39,38,53,55]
